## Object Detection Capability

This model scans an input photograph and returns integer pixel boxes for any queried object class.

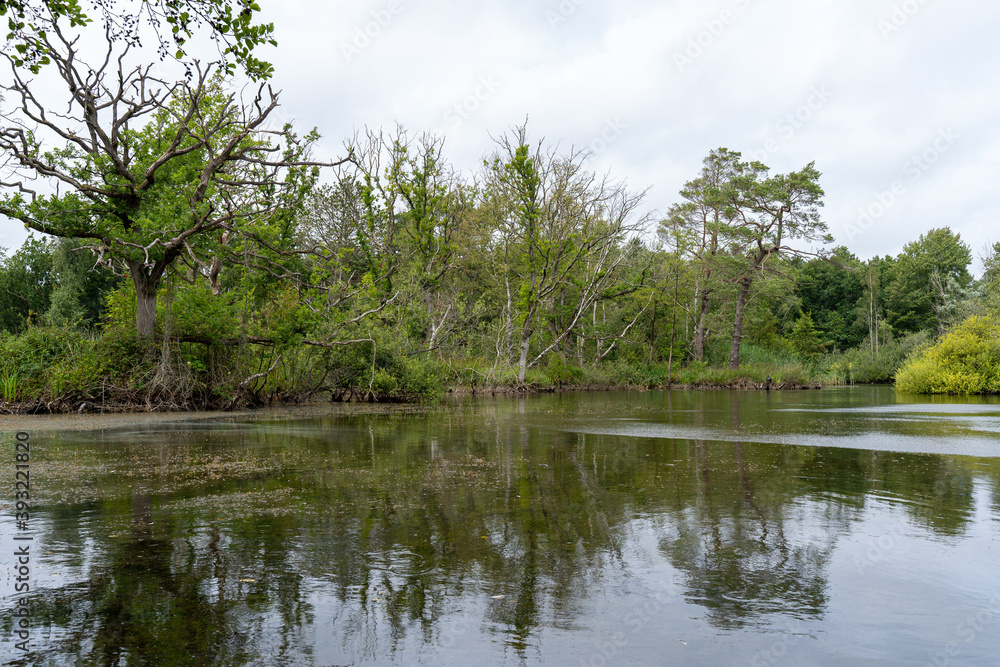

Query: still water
[3,386,1000,666]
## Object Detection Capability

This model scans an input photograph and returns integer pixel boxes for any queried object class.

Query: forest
[0,3,998,411]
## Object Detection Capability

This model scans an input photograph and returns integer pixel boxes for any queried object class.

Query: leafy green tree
[46,239,121,328]
[482,125,650,383]
[787,311,825,358]
[883,227,972,334]
[725,157,830,369]
[0,20,325,337]
[387,132,472,354]
[983,242,1000,287]
[977,241,1000,313]
[659,148,743,362]
[794,248,865,351]
[0,234,53,332]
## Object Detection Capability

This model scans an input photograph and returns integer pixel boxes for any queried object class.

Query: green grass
[1,371,17,402]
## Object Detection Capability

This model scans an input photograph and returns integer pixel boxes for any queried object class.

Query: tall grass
[1,371,17,402]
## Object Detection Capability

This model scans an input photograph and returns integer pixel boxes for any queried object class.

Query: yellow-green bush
[895,315,1000,394]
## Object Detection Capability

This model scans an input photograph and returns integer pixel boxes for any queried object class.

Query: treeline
[1,126,997,409]
[0,9,997,409]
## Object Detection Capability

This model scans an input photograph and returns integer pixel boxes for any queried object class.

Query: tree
[0,18,329,336]
[386,131,470,355]
[982,241,1000,287]
[883,227,972,334]
[1,0,276,79]
[980,241,1000,313]
[293,129,468,362]
[857,257,893,359]
[0,234,53,332]
[725,158,829,369]
[45,238,121,327]
[794,247,865,351]
[787,311,825,358]
[482,125,650,383]
[659,148,742,363]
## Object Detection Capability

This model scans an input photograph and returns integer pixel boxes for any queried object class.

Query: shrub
[895,315,1000,394]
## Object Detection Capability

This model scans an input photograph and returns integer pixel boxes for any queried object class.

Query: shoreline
[0,379,829,423]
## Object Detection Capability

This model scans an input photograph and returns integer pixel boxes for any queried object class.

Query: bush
[827,331,931,384]
[895,316,1000,394]
[545,355,586,386]
[0,325,152,402]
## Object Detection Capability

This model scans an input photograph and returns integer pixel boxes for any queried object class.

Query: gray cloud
[2,0,997,272]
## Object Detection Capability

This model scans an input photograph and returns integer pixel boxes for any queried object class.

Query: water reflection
[3,387,1000,665]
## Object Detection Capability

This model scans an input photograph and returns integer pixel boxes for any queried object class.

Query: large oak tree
[0,17,328,336]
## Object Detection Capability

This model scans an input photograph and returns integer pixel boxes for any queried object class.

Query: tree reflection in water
[4,390,991,665]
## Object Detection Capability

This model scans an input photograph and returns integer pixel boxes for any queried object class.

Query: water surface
[3,386,1000,665]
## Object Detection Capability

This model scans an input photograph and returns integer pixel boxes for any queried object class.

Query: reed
[1,371,18,403]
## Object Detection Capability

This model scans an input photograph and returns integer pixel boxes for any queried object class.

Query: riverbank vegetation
[0,7,997,412]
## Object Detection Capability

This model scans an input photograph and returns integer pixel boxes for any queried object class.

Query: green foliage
[1,0,276,79]
[895,316,1000,394]
[102,281,138,331]
[45,239,120,329]
[676,361,810,387]
[545,355,585,386]
[794,249,866,350]
[257,286,316,346]
[883,228,972,334]
[1,369,17,402]
[0,234,54,333]
[825,331,931,384]
[166,282,239,340]
[3,118,996,409]
[787,312,826,358]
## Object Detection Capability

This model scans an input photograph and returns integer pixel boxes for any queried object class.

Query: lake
[3,386,1000,665]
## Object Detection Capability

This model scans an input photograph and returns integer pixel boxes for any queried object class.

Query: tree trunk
[692,287,710,362]
[666,310,677,386]
[648,302,657,364]
[130,262,159,338]
[728,278,752,370]
[517,334,530,384]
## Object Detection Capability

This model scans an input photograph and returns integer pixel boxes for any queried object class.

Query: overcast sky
[3,0,998,273]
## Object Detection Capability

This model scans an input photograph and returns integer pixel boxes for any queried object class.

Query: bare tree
[483,125,651,384]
